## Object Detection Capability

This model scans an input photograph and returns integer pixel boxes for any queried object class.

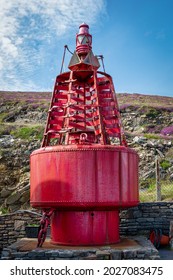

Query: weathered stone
[96,250,111,260]
[58,251,73,258]
[6,193,21,205]
[133,211,142,218]
[12,252,28,259]
[143,170,155,179]
[123,250,136,259]
[133,136,147,144]
[111,250,122,260]
[0,189,12,198]
[136,253,145,259]
[1,249,11,257]
[83,254,98,260]
[19,191,30,203]
[14,220,25,230]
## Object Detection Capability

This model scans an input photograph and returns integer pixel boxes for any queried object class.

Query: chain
[37,208,54,247]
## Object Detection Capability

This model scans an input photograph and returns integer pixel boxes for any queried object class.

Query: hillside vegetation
[0,91,173,213]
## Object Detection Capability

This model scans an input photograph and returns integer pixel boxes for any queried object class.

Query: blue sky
[0,0,173,97]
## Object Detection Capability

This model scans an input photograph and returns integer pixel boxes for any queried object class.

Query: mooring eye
[80,133,87,141]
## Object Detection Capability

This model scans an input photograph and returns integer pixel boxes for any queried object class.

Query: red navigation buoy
[30,23,139,246]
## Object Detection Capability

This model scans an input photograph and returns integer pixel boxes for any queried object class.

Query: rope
[66,45,73,55]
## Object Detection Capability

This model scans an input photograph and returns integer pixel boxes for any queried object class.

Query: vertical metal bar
[93,70,106,144]
[156,156,161,201]
[64,71,73,145]
[108,75,127,146]
[83,82,86,130]
[41,77,58,147]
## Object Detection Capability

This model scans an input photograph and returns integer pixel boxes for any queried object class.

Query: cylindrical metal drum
[51,210,120,245]
[30,145,138,245]
[30,145,138,209]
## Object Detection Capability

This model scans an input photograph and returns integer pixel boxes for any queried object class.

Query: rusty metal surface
[41,70,127,147]
[30,146,139,209]
[51,210,120,246]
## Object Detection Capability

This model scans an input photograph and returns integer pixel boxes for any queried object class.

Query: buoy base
[51,210,120,246]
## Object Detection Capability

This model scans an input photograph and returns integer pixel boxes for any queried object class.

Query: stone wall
[1,236,160,260]
[0,210,41,254]
[0,202,173,255]
[120,202,173,237]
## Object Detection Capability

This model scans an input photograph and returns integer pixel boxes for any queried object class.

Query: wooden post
[156,156,161,201]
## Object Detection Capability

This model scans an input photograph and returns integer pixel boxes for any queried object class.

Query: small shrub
[140,178,155,190]
[146,108,160,118]
[160,160,171,170]
[0,207,9,214]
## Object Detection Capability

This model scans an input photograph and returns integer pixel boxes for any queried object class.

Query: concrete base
[1,236,160,260]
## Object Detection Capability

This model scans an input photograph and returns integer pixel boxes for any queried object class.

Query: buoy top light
[76,22,92,55]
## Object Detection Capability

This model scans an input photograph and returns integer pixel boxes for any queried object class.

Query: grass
[139,180,173,202]
[0,207,9,215]
[0,112,9,122]
[143,133,162,140]
[11,125,44,140]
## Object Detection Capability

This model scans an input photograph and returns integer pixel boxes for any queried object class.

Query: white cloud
[0,0,106,91]
[1,37,18,58]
